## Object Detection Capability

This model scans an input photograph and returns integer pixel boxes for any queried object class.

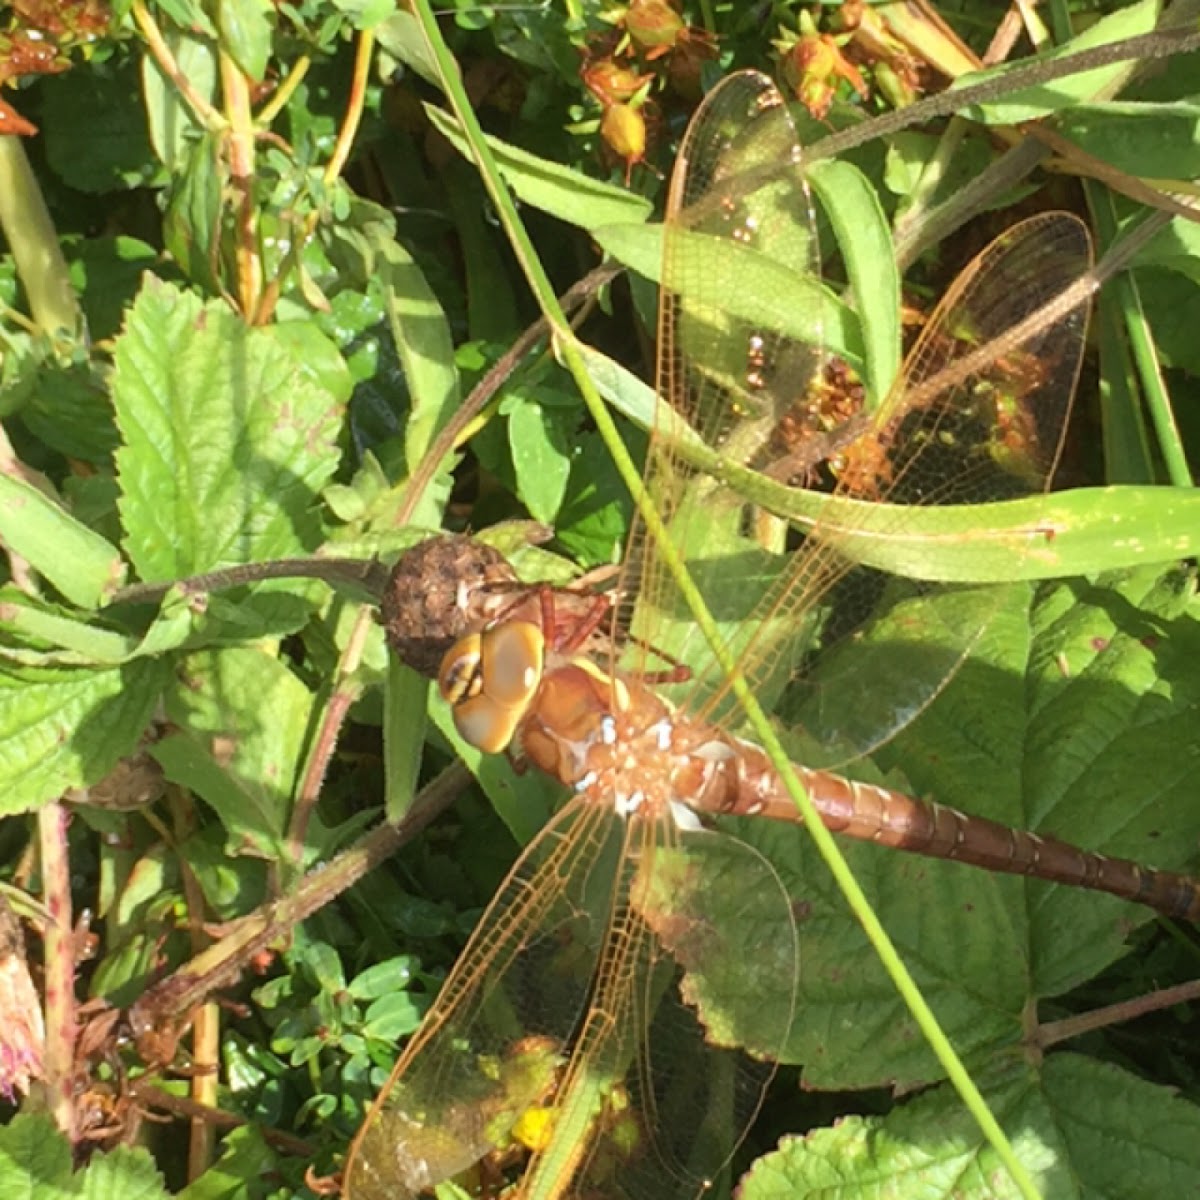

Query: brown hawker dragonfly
[346,70,1200,1199]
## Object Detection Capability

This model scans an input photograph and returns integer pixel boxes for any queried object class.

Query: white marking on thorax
[615,789,645,817]
[669,800,702,831]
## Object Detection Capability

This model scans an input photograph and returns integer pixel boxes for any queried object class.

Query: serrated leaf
[79,1145,170,1200]
[155,646,316,860]
[0,1114,72,1199]
[741,1054,1200,1198]
[743,566,1200,1090]
[23,360,121,463]
[741,1065,1066,1198]
[0,658,167,815]
[113,278,348,583]
[1043,1053,1200,1196]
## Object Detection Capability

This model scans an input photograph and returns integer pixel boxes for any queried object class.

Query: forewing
[619,70,827,689]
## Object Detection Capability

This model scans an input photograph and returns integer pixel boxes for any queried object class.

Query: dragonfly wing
[619,66,1095,764]
[620,70,827,696]
[528,820,797,1200]
[780,212,1094,762]
[344,799,624,1199]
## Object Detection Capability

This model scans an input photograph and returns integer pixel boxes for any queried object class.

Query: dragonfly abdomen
[699,740,1200,919]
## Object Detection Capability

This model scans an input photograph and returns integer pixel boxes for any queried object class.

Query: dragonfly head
[439,621,546,754]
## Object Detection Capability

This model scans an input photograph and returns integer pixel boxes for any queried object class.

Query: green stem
[0,138,81,337]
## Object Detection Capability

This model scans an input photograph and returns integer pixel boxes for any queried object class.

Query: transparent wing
[618,69,826,683]
[539,822,797,1200]
[622,69,1092,764]
[344,799,614,1199]
[345,803,796,1200]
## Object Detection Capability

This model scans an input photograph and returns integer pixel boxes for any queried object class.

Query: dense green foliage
[1,1,1199,1198]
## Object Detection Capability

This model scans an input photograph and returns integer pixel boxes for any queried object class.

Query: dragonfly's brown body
[443,614,1200,923]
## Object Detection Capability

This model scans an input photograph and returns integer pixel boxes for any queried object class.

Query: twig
[1037,978,1200,1049]
[38,804,75,1141]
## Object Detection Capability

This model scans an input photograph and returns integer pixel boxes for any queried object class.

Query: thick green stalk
[0,137,81,337]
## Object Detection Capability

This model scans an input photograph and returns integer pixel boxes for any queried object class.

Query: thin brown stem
[131,1081,314,1157]
[38,804,76,1141]
[287,606,375,862]
[396,261,622,525]
[325,31,374,186]
[1037,979,1200,1049]
[131,0,225,132]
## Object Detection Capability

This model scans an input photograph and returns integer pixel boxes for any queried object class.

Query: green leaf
[956,0,1158,124]
[0,475,126,607]
[747,566,1200,1088]
[161,135,227,289]
[593,222,863,371]
[155,646,316,861]
[809,158,900,406]
[176,1127,276,1200]
[362,990,425,1040]
[1056,101,1200,179]
[0,658,166,814]
[1043,1054,1200,1196]
[384,659,427,823]
[0,1114,72,1199]
[428,693,559,846]
[79,1145,171,1200]
[716,478,1200,583]
[741,1055,1200,1198]
[112,278,349,582]
[41,62,162,193]
[215,0,273,83]
[0,590,140,665]
[142,32,218,170]
[374,8,443,83]
[740,1065,1063,1198]
[23,359,120,463]
[505,390,571,524]
[424,105,653,231]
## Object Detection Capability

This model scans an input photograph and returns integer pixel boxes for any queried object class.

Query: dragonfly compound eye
[479,621,545,708]
[440,623,546,755]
